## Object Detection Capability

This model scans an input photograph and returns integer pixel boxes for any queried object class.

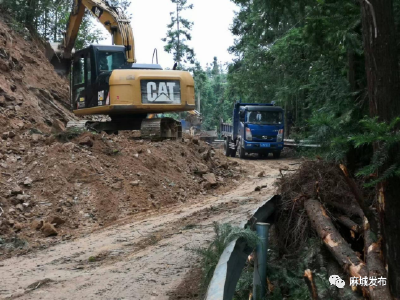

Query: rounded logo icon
[329,275,345,288]
[329,275,341,285]
[336,278,345,289]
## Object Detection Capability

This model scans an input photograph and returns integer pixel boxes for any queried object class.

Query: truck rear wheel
[239,145,246,159]
[273,151,281,159]
[224,137,231,157]
[230,147,237,157]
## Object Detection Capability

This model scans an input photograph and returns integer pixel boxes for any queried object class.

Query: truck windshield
[247,111,283,125]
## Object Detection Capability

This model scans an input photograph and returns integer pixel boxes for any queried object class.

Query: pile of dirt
[0,131,243,257]
[0,15,245,258]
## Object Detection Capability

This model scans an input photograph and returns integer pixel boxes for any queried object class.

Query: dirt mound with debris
[0,131,243,259]
[275,160,364,254]
[0,15,244,259]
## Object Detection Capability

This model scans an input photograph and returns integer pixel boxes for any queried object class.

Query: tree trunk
[348,50,357,93]
[25,0,35,32]
[360,0,400,296]
[198,91,201,113]
[176,3,180,65]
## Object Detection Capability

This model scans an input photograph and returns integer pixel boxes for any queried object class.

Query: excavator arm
[47,0,135,74]
[64,0,135,62]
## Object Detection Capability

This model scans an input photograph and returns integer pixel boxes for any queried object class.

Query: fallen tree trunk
[337,216,362,234]
[339,165,366,211]
[363,217,392,300]
[304,199,370,297]
[339,164,377,232]
[323,199,364,219]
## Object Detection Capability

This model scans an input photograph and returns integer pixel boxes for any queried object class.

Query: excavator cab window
[97,51,125,73]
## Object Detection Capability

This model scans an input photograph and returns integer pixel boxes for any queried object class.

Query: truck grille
[253,135,275,141]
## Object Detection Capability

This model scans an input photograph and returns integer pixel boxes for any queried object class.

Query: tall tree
[192,61,207,112]
[162,0,195,69]
[359,0,400,296]
[211,57,219,76]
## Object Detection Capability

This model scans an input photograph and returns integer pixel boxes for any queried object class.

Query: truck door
[238,110,245,138]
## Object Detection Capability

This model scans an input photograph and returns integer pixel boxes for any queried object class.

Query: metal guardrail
[212,137,319,149]
[284,139,320,148]
[205,195,280,300]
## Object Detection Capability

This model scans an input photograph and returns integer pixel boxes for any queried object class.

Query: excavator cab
[72,45,126,110]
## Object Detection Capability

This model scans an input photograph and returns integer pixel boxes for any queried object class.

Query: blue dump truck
[220,103,284,159]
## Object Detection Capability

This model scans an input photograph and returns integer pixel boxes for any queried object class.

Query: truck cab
[221,103,284,159]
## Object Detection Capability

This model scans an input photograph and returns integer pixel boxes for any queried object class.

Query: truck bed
[220,122,233,137]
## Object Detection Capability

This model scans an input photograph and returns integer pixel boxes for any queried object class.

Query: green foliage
[162,0,195,69]
[0,0,115,49]
[267,238,345,300]
[192,222,259,291]
[227,0,366,150]
[190,59,234,131]
[351,117,400,187]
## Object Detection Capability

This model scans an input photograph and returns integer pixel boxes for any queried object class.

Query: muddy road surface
[0,157,298,300]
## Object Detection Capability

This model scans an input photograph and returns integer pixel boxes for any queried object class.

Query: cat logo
[141,80,181,104]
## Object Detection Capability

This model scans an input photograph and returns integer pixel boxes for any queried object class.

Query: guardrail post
[253,222,270,300]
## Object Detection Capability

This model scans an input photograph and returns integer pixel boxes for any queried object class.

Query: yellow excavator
[46,0,195,139]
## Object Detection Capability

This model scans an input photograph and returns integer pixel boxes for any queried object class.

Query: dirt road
[0,157,297,300]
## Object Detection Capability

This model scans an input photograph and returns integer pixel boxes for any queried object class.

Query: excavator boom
[47,0,135,75]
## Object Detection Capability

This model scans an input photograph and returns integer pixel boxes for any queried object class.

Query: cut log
[339,164,377,231]
[304,269,319,300]
[323,198,364,219]
[339,165,366,209]
[337,216,361,234]
[304,200,370,297]
[363,217,392,300]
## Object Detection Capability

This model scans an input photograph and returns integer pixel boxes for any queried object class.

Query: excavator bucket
[45,42,71,76]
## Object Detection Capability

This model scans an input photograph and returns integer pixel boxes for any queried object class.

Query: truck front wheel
[273,151,281,159]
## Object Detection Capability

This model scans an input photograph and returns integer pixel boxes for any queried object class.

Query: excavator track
[67,117,182,140]
[141,118,182,140]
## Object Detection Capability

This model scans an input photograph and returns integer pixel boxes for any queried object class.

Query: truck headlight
[246,128,253,141]
[277,129,283,142]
